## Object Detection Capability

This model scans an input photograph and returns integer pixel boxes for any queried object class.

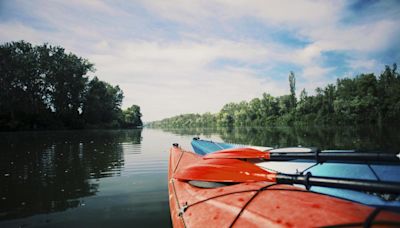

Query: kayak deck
[191,138,400,208]
[168,145,400,227]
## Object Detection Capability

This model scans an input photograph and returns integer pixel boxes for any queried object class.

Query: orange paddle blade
[173,158,277,183]
[203,147,270,159]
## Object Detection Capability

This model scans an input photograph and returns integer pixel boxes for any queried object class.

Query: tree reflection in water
[0,129,142,220]
[157,125,400,151]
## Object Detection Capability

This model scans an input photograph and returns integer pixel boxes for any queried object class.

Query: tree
[217,103,238,126]
[378,64,400,122]
[150,64,400,127]
[248,98,262,124]
[0,41,45,129]
[0,41,93,129]
[123,105,143,127]
[82,77,124,126]
[289,71,296,110]
[0,40,143,130]
[296,89,308,115]
[45,46,93,127]
[278,95,292,115]
[260,93,279,124]
[323,84,335,116]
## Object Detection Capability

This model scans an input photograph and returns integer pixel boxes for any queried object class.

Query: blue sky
[0,0,399,121]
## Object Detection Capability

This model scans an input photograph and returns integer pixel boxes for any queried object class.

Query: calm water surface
[1,126,400,227]
[0,129,210,228]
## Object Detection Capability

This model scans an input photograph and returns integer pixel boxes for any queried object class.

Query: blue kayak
[191,138,400,210]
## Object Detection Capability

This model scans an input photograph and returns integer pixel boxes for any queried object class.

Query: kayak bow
[168,144,400,227]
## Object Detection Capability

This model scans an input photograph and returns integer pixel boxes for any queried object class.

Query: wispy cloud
[0,0,399,121]
[89,39,287,119]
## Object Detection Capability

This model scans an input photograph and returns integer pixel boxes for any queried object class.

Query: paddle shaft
[268,152,399,163]
[276,173,400,193]
[204,147,400,163]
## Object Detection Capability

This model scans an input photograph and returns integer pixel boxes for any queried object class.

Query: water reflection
[1,126,399,225]
[0,129,143,220]
[157,125,400,151]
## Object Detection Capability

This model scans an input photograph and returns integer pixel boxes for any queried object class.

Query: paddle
[173,158,400,194]
[203,147,400,163]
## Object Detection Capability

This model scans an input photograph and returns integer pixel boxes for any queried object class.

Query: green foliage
[122,105,143,127]
[378,64,400,122]
[289,71,296,110]
[0,41,142,130]
[150,64,400,127]
[83,77,124,125]
[150,113,215,128]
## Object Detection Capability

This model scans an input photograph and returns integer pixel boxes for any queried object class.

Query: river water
[1,126,399,227]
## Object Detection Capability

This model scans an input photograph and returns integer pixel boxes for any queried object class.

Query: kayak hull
[168,145,400,227]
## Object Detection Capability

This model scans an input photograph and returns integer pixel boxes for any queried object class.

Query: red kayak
[168,145,400,227]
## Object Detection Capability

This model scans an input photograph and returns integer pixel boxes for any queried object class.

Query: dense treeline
[150,64,400,127]
[0,41,142,130]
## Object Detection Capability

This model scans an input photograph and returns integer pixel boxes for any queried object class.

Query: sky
[0,0,399,121]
